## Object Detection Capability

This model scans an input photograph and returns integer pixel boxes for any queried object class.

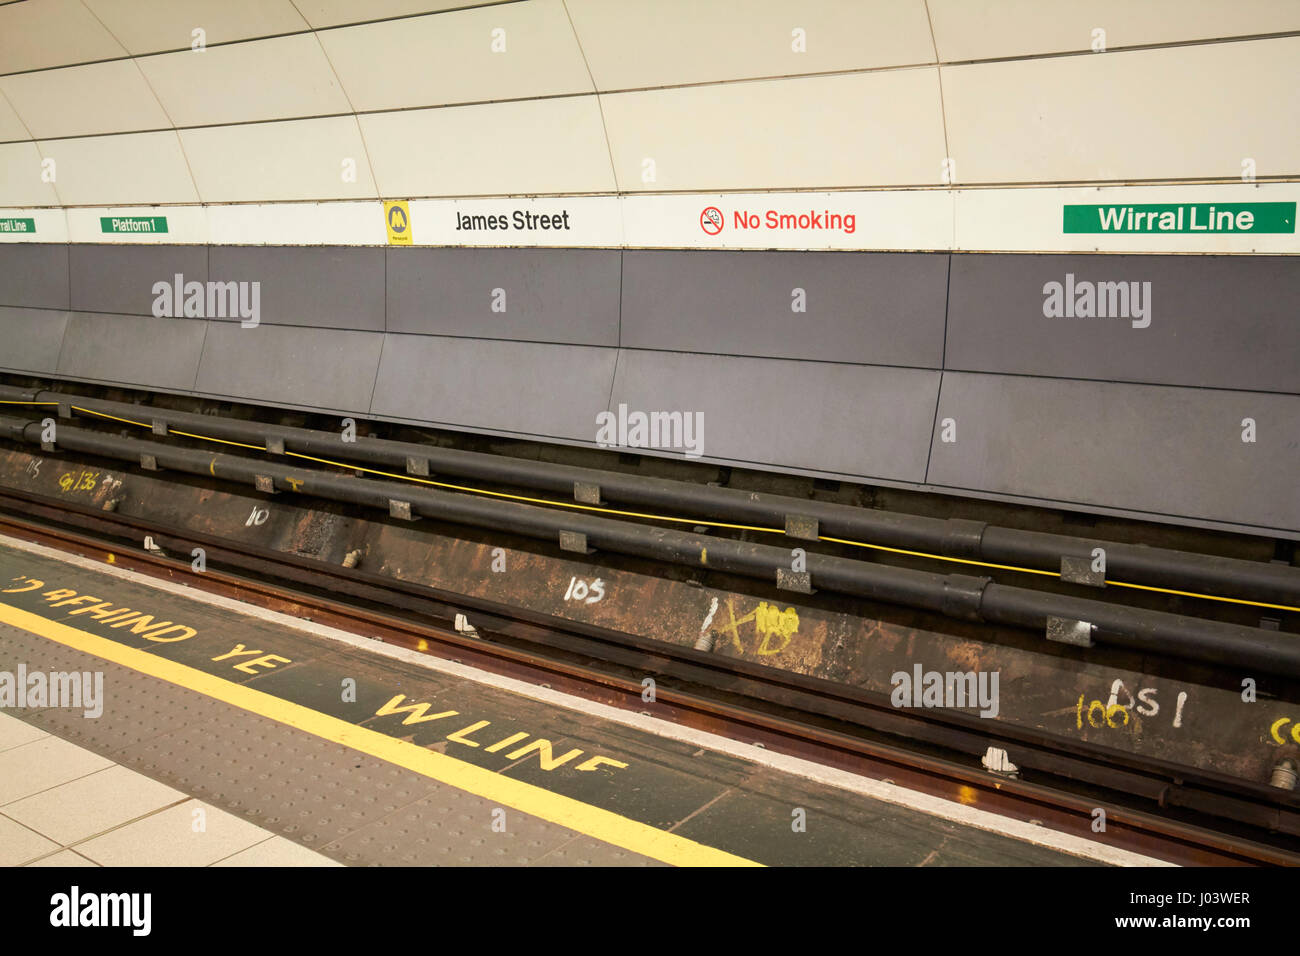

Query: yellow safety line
[3,399,1297,613]
[0,600,760,868]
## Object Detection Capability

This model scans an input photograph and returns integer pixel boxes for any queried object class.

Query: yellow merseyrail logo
[0,600,760,867]
[384,200,411,245]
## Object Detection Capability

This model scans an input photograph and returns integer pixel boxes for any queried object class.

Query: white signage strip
[65,206,209,244]
[405,196,624,247]
[0,208,67,243]
[0,183,1294,252]
[209,201,385,246]
[621,190,954,251]
[957,182,1299,255]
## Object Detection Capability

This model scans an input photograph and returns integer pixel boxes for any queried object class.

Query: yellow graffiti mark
[754,602,800,655]
[57,470,99,493]
[286,476,303,493]
[1076,694,1130,730]
[1270,717,1300,745]
[714,597,800,657]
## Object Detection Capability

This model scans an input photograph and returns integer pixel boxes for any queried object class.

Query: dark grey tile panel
[208,245,386,331]
[621,250,948,368]
[370,334,618,441]
[945,254,1300,393]
[57,312,206,392]
[69,244,208,317]
[195,323,383,413]
[610,350,939,482]
[0,307,70,375]
[927,372,1300,532]
[386,247,621,346]
[0,244,69,310]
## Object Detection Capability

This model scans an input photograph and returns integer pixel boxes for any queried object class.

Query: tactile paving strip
[0,625,660,867]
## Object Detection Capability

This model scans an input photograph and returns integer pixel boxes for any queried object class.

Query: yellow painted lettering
[504,739,584,770]
[374,694,459,725]
[211,643,260,662]
[51,594,99,608]
[2,577,42,593]
[233,653,290,673]
[143,625,197,644]
[445,720,491,748]
[67,602,115,616]
[483,732,529,753]
[575,755,629,772]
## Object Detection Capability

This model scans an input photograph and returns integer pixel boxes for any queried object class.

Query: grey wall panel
[927,372,1300,532]
[946,254,1300,394]
[622,251,949,368]
[208,245,386,331]
[57,313,205,392]
[610,351,939,481]
[370,334,617,441]
[195,324,383,413]
[0,307,71,374]
[0,244,69,310]
[386,248,621,346]
[69,244,208,317]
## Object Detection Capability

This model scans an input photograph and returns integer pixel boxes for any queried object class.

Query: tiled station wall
[0,243,1297,536]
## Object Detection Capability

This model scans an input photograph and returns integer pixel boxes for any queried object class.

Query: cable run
[2,400,1293,613]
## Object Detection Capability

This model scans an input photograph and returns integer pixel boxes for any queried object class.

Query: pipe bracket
[940,574,990,620]
[1046,616,1095,648]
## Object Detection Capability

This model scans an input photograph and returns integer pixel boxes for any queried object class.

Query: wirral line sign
[1064,202,1295,234]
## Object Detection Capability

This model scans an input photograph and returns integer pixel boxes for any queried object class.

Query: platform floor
[0,712,339,867]
[0,535,1139,867]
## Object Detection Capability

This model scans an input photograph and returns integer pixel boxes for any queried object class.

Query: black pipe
[5,414,1297,678]
[2,386,1296,604]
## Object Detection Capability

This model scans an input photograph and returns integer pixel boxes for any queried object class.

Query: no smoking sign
[700,206,724,235]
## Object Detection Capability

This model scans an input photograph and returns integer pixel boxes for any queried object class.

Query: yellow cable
[818,534,1061,576]
[6,398,1295,613]
[168,429,265,451]
[70,405,150,428]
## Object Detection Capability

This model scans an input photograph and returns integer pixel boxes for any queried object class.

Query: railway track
[0,487,1295,867]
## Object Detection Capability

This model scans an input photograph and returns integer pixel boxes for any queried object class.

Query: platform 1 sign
[100,216,168,234]
[1064,202,1295,234]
